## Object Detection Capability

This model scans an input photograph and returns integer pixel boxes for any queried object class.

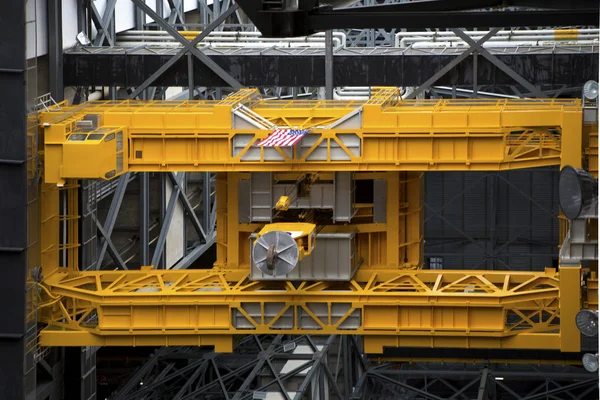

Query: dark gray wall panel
[424,168,559,271]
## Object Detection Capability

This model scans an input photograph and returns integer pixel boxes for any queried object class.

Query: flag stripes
[255,129,310,147]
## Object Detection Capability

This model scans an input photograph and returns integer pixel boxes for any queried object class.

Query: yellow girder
[38,266,581,353]
[35,88,591,353]
[40,88,583,185]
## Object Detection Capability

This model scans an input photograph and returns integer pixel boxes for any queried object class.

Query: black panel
[0,1,27,399]
[64,49,599,88]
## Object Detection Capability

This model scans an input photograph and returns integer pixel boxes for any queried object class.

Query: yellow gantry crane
[36,87,592,353]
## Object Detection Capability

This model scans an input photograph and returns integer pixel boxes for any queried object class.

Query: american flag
[255,129,310,147]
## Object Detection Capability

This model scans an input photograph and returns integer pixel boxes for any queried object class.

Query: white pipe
[395,29,599,38]
[333,86,415,100]
[409,40,599,49]
[400,35,599,47]
[118,31,346,47]
[118,35,340,42]
[395,29,599,47]
[433,86,520,99]
[88,91,103,101]
[116,41,340,48]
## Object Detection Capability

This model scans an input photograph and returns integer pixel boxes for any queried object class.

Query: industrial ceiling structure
[1,0,599,399]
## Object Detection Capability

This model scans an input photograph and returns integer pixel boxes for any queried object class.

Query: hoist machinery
[35,87,597,354]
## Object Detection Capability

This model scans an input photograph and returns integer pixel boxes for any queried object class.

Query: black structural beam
[0,1,29,399]
[333,0,599,12]
[235,0,599,37]
[309,10,598,31]
[64,46,599,88]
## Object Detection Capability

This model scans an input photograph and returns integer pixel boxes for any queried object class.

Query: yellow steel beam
[38,267,576,352]
[39,89,582,184]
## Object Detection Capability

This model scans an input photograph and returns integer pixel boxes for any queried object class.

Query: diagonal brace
[97,173,130,266]
[151,173,184,268]
[168,0,186,26]
[130,0,242,93]
[92,214,128,270]
[89,1,115,47]
[167,172,207,241]
[93,0,118,46]
[406,28,500,99]
[451,29,546,98]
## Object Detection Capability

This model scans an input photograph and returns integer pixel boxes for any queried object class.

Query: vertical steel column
[325,30,334,100]
[203,172,211,233]
[157,0,164,21]
[188,53,195,100]
[140,173,150,266]
[472,53,478,98]
[159,173,166,269]
[135,0,145,30]
[0,1,29,398]
[48,0,63,101]
[343,337,351,399]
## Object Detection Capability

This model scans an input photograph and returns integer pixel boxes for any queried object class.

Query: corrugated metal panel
[424,168,559,271]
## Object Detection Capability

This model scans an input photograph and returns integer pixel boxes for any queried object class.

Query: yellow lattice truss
[36,88,590,352]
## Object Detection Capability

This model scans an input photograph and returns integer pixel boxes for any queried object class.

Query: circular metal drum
[252,230,299,276]
[559,166,598,220]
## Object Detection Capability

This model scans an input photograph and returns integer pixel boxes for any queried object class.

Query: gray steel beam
[370,372,445,400]
[139,173,150,266]
[198,0,213,23]
[171,231,216,269]
[260,342,292,400]
[97,0,118,46]
[167,0,186,26]
[378,369,593,380]
[320,354,346,400]
[134,0,144,30]
[522,379,598,400]
[96,173,130,268]
[574,384,599,400]
[166,172,206,241]
[210,358,231,400]
[342,336,351,399]
[93,214,128,270]
[451,29,546,98]
[90,0,116,47]
[126,358,209,398]
[172,361,209,400]
[203,172,212,233]
[294,336,336,400]
[406,28,500,99]
[130,0,241,94]
[231,335,284,400]
[187,53,194,100]
[325,30,334,100]
[240,361,316,400]
[181,360,259,399]
[114,348,167,400]
[472,52,478,98]
[152,174,182,268]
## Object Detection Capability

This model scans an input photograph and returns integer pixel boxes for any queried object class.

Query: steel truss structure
[104,334,598,400]
[63,44,599,89]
